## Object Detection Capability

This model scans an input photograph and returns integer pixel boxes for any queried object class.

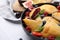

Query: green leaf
[35,13,40,18]
[35,9,45,18]
[35,27,44,32]
[55,36,60,40]
[39,9,45,15]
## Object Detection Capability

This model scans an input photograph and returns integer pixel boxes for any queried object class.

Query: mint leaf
[55,36,60,40]
[39,10,44,15]
[35,13,40,18]
[35,27,44,32]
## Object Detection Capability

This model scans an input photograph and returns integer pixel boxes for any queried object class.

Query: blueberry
[47,14,52,16]
[54,2,59,5]
[15,12,22,19]
[58,24,60,26]
[42,21,46,26]
[41,15,44,19]
[19,38,23,40]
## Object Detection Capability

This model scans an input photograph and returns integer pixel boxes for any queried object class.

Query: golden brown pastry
[40,4,58,14]
[42,16,59,24]
[52,12,60,21]
[41,17,60,37]
[23,17,42,31]
[41,21,60,37]
[12,0,25,12]
[31,0,52,4]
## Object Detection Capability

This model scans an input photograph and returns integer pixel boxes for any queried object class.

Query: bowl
[21,3,59,40]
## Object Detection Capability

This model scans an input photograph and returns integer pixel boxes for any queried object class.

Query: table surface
[0,17,32,40]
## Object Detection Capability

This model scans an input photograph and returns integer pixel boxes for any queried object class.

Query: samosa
[41,21,60,37]
[23,17,42,31]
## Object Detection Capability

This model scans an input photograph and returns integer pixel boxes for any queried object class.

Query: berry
[15,12,21,19]
[25,11,30,16]
[42,21,46,26]
[32,32,42,37]
[54,2,59,5]
[19,38,23,40]
[41,15,45,19]
[57,5,60,10]
[44,12,48,16]
[48,35,55,40]
[26,26,31,32]
[58,10,60,12]
[47,14,52,16]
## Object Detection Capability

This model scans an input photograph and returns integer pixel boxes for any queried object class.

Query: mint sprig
[55,36,60,40]
[40,9,45,15]
[35,26,44,32]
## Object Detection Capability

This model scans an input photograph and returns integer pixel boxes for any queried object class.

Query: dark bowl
[21,3,59,40]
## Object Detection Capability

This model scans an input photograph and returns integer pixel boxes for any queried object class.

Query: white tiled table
[0,17,32,40]
[0,0,32,40]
